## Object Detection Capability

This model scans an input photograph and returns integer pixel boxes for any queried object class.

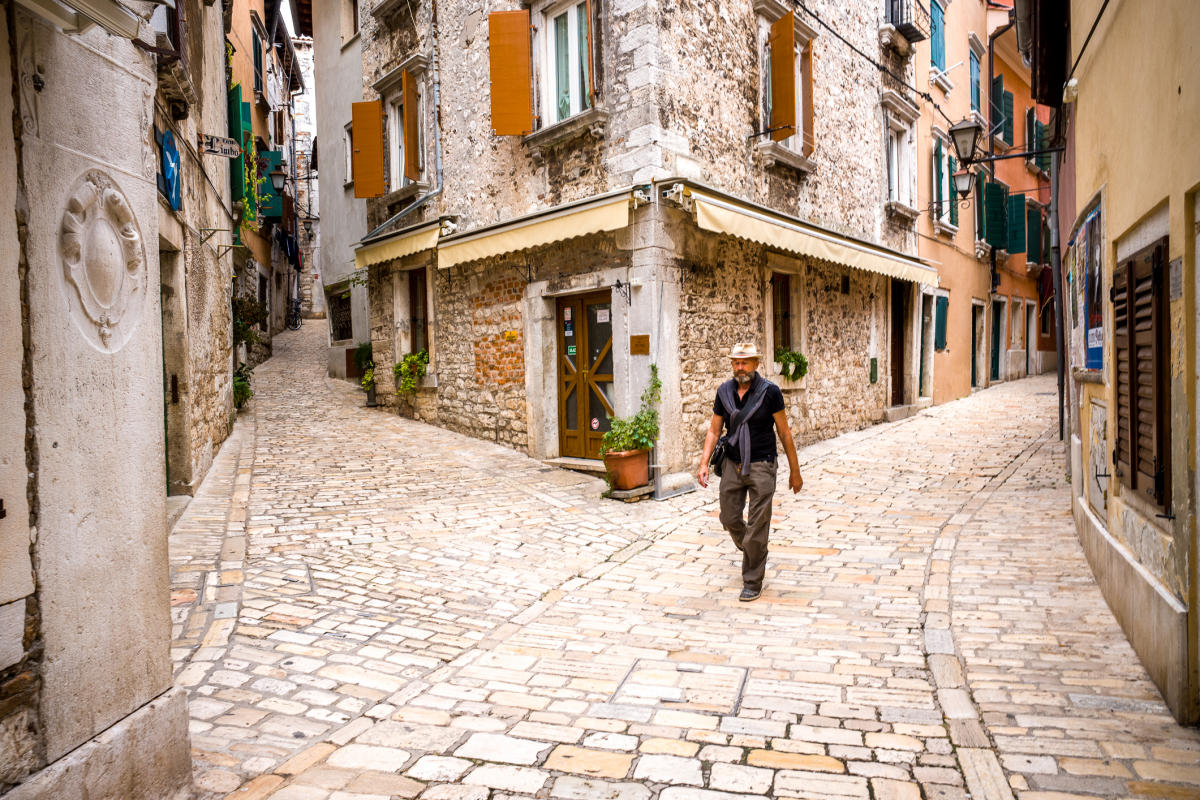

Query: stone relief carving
[1087,398,1108,517]
[141,86,155,180]
[59,171,146,353]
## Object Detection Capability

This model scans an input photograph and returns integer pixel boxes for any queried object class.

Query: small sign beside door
[596,309,610,324]
[198,133,242,158]
[567,345,577,356]
[630,334,650,355]
[590,418,599,430]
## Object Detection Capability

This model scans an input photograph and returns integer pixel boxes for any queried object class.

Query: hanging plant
[775,347,809,381]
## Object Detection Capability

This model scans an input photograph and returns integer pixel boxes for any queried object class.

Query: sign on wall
[198,133,242,158]
[1081,207,1103,370]
[160,130,181,212]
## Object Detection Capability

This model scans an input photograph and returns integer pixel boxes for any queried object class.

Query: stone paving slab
[169,326,1200,800]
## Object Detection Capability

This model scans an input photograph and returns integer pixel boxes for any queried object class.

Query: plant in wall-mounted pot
[600,364,662,491]
[393,349,429,398]
[774,347,809,382]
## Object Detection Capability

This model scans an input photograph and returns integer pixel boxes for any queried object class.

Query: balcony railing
[887,0,930,44]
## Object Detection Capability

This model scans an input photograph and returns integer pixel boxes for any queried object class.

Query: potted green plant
[600,365,662,491]
[232,362,253,410]
[361,364,377,407]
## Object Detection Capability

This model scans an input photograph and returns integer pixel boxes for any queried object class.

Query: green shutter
[1003,91,1014,144]
[934,296,949,351]
[1037,121,1051,172]
[1026,208,1041,261]
[984,181,1008,249]
[259,149,283,218]
[228,85,245,203]
[1007,193,1026,254]
[991,75,1004,134]
[948,156,959,227]
[934,139,943,218]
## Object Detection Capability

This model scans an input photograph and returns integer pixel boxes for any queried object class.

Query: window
[759,8,815,156]
[252,29,264,94]
[771,273,792,351]
[930,0,945,71]
[343,124,353,188]
[1011,299,1023,349]
[969,50,980,112]
[1113,238,1170,508]
[886,126,908,204]
[991,74,1014,145]
[341,0,358,42]
[409,267,429,354]
[373,59,428,191]
[538,0,592,124]
[328,290,353,341]
[931,137,958,228]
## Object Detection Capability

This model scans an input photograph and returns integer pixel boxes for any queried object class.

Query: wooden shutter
[352,100,386,198]
[800,45,814,155]
[1114,240,1170,505]
[1026,208,1041,261]
[402,69,420,182]
[1006,194,1025,254]
[228,84,245,202]
[488,10,534,136]
[934,140,943,218]
[769,13,796,142]
[984,181,1007,249]
[934,296,949,351]
[991,75,1004,133]
[1036,121,1051,172]
[948,156,958,226]
[1003,91,1014,144]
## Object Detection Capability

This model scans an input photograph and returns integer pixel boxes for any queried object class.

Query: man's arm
[697,413,724,488]
[773,409,803,493]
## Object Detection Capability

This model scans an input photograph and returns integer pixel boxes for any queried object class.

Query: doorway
[557,290,614,460]
[890,279,907,406]
[160,249,189,495]
[971,304,982,387]
[1026,302,1036,376]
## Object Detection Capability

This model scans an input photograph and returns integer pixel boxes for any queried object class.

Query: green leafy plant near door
[393,350,429,397]
[600,364,662,456]
[774,347,809,381]
[232,362,253,410]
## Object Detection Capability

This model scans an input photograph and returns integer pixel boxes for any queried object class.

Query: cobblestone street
[170,325,1200,800]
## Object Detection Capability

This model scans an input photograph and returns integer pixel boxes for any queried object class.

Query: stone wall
[676,230,888,469]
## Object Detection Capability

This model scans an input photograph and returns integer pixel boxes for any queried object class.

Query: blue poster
[161,130,181,212]
[1082,208,1102,370]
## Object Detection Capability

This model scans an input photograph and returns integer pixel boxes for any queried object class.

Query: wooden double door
[557,291,614,460]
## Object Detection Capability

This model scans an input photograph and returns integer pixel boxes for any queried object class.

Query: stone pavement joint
[166,325,1200,800]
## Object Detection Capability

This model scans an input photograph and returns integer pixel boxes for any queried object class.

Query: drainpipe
[1049,149,1065,442]
[362,0,445,242]
[986,15,1014,303]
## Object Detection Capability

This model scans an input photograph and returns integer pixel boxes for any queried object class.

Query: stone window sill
[771,365,807,391]
[974,239,992,260]
[886,200,919,223]
[991,135,1011,153]
[381,181,427,207]
[933,219,958,238]
[930,67,953,95]
[340,31,361,54]
[523,107,608,162]
[756,140,815,174]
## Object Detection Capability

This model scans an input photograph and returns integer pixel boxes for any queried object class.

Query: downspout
[362,0,445,242]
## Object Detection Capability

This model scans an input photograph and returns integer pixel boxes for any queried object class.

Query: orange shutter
[351,100,385,198]
[769,12,796,142]
[800,45,814,156]
[488,10,533,136]
[402,69,420,182]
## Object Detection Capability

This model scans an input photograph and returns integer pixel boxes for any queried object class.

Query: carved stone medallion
[59,171,146,353]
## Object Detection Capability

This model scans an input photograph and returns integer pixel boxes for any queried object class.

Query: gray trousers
[718,457,777,590]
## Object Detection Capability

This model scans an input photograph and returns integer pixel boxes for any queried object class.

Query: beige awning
[690,188,938,287]
[355,220,442,269]
[437,191,632,269]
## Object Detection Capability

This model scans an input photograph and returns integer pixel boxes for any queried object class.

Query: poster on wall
[1083,208,1103,370]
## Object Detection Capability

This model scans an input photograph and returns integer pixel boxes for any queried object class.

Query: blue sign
[161,130,181,212]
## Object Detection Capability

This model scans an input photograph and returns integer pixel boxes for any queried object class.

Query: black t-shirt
[712,373,786,463]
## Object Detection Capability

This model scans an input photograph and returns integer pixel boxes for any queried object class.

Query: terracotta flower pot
[603,448,650,490]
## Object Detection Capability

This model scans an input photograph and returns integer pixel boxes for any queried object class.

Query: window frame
[764,260,805,382]
[756,7,816,156]
[393,266,435,371]
[343,123,354,189]
[533,0,594,128]
[969,50,981,112]
[930,0,945,72]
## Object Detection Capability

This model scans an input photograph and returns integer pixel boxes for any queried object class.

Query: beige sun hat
[728,342,762,359]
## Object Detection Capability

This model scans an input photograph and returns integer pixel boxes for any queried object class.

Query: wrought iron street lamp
[949,119,983,166]
[269,166,287,193]
[952,168,975,199]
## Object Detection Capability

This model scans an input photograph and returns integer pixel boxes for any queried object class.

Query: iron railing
[887,0,930,44]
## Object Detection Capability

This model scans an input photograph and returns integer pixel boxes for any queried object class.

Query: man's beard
[735,373,752,385]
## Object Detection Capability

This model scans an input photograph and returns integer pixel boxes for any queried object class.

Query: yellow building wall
[229,0,271,272]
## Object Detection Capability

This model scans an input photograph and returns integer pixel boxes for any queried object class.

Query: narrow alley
[169,325,1200,800]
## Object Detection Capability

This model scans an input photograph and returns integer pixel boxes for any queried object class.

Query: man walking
[698,342,803,601]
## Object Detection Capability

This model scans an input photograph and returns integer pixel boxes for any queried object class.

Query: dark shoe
[738,586,761,602]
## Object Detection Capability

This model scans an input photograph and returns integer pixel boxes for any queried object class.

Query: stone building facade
[338,0,937,482]
[0,1,199,797]
[291,35,322,318]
